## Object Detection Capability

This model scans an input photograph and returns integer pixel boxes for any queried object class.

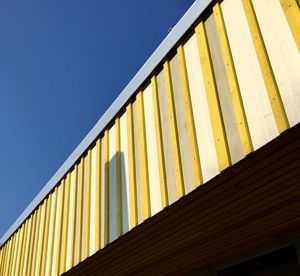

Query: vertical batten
[177,44,203,187]
[183,32,219,182]
[252,0,300,127]
[66,168,77,267]
[45,189,58,276]
[120,111,131,232]
[213,3,253,156]
[126,102,138,229]
[151,76,168,208]
[221,0,279,150]
[81,152,91,259]
[35,200,47,276]
[41,196,51,276]
[280,0,300,52]
[100,136,106,248]
[12,230,21,276]
[89,147,97,256]
[95,139,101,251]
[31,207,41,276]
[144,82,163,215]
[195,21,231,171]
[26,211,37,276]
[86,150,92,257]
[7,233,15,276]
[5,237,13,276]
[109,123,118,242]
[116,117,123,237]
[169,53,197,194]
[242,0,289,133]
[205,12,244,164]
[16,226,25,276]
[132,100,143,224]
[74,158,84,265]
[136,91,151,220]
[164,60,185,197]
[104,130,110,246]
[22,216,33,275]
[157,69,177,204]
[68,165,78,268]
[52,183,64,276]
[1,245,7,275]
[60,176,70,274]
[126,104,138,228]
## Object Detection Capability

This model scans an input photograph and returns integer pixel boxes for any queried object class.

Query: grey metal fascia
[0,0,213,246]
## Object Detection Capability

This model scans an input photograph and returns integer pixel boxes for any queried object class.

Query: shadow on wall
[105,151,130,243]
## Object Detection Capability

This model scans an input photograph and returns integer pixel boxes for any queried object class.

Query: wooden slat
[116,117,123,237]
[242,0,289,133]
[136,91,151,219]
[213,2,253,156]
[35,199,47,276]
[163,60,185,198]
[177,44,203,187]
[151,75,168,208]
[126,104,138,228]
[280,0,300,52]
[95,139,101,250]
[104,130,110,245]
[195,20,231,171]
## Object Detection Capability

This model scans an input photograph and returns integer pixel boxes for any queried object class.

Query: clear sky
[0,0,194,239]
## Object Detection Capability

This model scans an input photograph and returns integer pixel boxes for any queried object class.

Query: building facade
[0,0,300,275]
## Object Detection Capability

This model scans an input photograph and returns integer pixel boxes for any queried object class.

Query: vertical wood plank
[213,2,253,156]
[136,91,151,220]
[242,0,289,133]
[95,139,101,251]
[163,60,185,197]
[280,0,300,52]
[195,21,231,171]
[151,75,168,208]
[126,104,138,228]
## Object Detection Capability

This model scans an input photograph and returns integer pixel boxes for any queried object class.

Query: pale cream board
[120,112,131,232]
[170,53,195,194]
[157,69,177,204]
[88,145,97,255]
[100,137,106,248]
[205,13,244,164]
[133,100,143,223]
[143,83,162,215]
[183,33,219,182]
[252,0,300,127]
[109,124,118,242]
[221,0,278,150]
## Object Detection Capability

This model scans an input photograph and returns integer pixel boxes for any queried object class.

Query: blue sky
[0,0,194,239]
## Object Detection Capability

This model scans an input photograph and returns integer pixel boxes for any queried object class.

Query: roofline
[0,0,213,246]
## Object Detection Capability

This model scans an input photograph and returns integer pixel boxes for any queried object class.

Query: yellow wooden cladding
[213,2,253,156]
[136,91,151,219]
[104,130,110,245]
[1,0,299,275]
[151,75,168,208]
[115,117,123,237]
[163,60,185,198]
[177,44,203,187]
[95,139,101,250]
[280,0,300,52]
[195,20,231,171]
[242,0,289,134]
[126,103,138,228]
